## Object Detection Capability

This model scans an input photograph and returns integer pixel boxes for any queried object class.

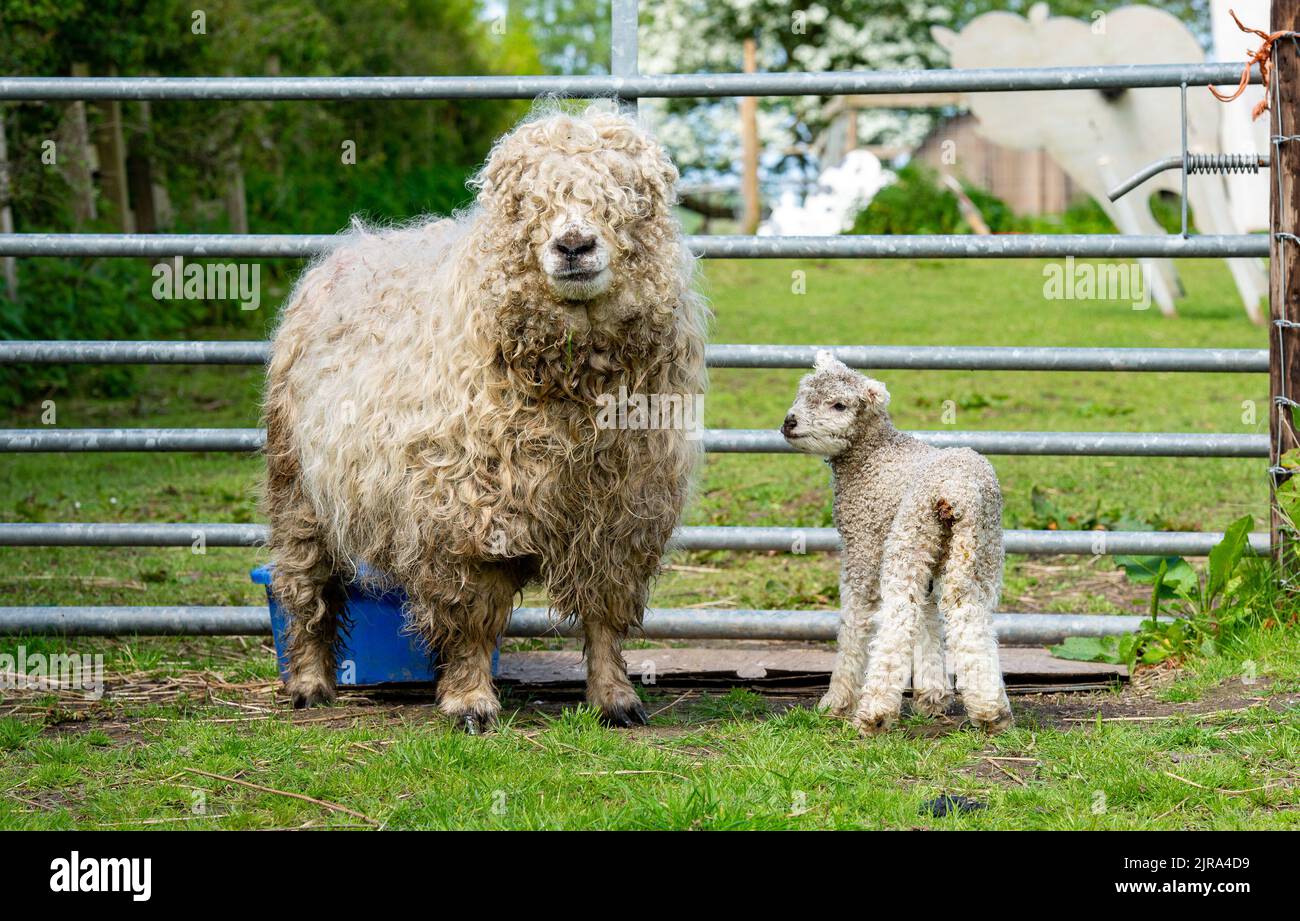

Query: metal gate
[0,0,1285,644]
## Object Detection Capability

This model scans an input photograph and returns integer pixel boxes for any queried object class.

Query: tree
[515,0,611,74]
[639,0,1213,190]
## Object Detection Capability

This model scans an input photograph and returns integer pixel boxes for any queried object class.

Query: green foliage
[1019,485,1170,532]
[516,0,611,75]
[848,164,1019,235]
[0,0,541,406]
[1052,517,1281,671]
[851,170,1187,240]
[1274,448,1300,531]
[1019,197,1117,235]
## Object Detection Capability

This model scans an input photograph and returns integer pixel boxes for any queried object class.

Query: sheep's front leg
[582,617,646,727]
[436,631,501,734]
[414,566,516,734]
[820,576,877,717]
[270,516,345,709]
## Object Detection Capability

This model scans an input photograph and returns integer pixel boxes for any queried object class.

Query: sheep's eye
[832,402,848,412]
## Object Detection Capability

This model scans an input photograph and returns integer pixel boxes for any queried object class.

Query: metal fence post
[611,0,638,115]
[1270,0,1300,567]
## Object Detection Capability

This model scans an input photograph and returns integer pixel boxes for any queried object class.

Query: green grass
[1,626,1296,830]
[2,255,1294,830]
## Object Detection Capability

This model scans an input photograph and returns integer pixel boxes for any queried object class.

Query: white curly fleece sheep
[782,351,1012,734]
[263,106,707,731]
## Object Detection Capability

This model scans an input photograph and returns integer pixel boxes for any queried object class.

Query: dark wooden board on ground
[497,646,1126,691]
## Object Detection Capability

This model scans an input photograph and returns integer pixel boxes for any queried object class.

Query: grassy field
[1,628,1297,830]
[2,255,1296,830]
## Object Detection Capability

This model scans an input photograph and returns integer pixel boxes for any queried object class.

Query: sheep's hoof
[443,702,499,735]
[599,701,649,728]
[286,676,336,709]
[817,689,856,718]
[970,709,1014,734]
[911,690,954,719]
[446,708,498,735]
[853,711,897,736]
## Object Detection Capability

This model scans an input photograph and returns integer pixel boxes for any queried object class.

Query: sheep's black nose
[781,413,797,434]
[554,230,597,257]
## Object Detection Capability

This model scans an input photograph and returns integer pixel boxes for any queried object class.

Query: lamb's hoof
[911,690,954,719]
[817,689,855,718]
[286,675,336,709]
[853,710,898,736]
[970,709,1014,734]
[599,701,649,728]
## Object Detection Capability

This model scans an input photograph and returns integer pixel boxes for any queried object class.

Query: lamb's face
[782,351,891,458]
[474,110,679,304]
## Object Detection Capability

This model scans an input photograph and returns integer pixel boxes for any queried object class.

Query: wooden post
[0,111,17,300]
[740,36,760,235]
[62,63,97,226]
[92,68,133,232]
[126,101,157,235]
[1269,0,1300,565]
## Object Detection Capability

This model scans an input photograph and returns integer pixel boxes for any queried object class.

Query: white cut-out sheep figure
[782,352,1012,733]
[932,2,1268,323]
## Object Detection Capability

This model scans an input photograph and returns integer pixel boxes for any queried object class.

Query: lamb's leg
[939,511,1012,733]
[853,510,941,735]
[415,565,517,734]
[820,574,877,717]
[910,598,951,718]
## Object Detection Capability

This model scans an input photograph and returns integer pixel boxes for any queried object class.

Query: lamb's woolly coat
[263,108,708,726]
[783,352,1012,734]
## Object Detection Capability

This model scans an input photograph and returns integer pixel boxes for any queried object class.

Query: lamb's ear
[813,349,850,375]
[863,378,891,410]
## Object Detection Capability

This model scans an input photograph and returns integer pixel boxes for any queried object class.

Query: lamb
[781,352,1012,734]
[262,105,708,732]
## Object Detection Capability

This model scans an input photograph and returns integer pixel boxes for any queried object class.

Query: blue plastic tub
[251,565,498,688]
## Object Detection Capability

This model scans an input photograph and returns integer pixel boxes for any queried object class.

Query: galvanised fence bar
[0,231,1270,258]
[0,340,1270,372]
[0,62,1259,101]
[0,427,1269,457]
[0,0,1274,641]
[0,522,1271,558]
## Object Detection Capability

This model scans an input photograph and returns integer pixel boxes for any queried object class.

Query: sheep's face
[782,351,891,458]
[473,109,679,305]
[537,208,613,301]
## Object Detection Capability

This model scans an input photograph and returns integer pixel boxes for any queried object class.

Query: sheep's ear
[864,379,891,409]
[813,349,850,374]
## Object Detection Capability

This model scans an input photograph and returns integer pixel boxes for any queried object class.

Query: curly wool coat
[783,351,1011,734]
[262,106,708,728]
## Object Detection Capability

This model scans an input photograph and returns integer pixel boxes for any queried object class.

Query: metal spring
[1185,152,1261,175]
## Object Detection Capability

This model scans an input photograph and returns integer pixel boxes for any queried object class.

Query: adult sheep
[263,106,708,731]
